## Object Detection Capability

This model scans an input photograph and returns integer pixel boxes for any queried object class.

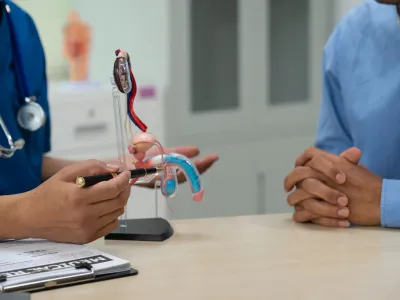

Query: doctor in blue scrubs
[284,0,400,229]
[0,1,218,243]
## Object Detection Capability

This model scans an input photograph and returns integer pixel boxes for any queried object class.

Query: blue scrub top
[315,0,400,228]
[0,2,51,195]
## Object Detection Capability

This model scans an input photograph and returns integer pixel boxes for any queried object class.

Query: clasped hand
[284,147,382,228]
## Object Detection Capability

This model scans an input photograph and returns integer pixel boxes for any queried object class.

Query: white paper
[0,239,131,290]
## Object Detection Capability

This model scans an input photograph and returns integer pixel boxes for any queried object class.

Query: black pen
[76,167,163,188]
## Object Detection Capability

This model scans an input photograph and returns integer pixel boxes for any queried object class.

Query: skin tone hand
[124,146,219,188]
[19,160,131,244]
[284,147,361,227]
[41,132,218,190]
[284,147,358,228]
[285,147,382,227]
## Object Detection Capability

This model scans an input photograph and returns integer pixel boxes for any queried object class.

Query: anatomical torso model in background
[63,11,91,81]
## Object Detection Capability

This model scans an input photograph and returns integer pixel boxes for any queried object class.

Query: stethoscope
[0,0,46,158]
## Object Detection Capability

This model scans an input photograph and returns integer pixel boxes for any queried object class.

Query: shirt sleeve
[380,179,400,228]
[314,44,353,155]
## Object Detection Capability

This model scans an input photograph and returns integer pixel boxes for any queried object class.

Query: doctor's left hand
[135,146,219,188]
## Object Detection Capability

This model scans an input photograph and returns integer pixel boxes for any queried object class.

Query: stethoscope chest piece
[17,97,46,132]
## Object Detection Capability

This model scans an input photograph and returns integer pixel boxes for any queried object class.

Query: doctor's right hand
[20,160,131,244]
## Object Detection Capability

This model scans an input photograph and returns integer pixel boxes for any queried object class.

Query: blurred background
[14,0,362,220]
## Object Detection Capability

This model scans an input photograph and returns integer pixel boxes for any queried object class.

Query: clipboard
[0,262,138,294]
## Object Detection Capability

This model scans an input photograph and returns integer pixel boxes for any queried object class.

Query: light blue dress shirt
[315,0,400,228]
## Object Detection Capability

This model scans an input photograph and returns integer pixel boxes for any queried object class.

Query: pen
[75,167,163,188]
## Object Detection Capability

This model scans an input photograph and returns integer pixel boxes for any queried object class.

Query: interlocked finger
[293,204,351,228]
[287,188,313,206]
[307,155,346,184]
[295,147,340,167]
[312,217,350,228]
[301,178,348,206]
[302,198,349,219]
[284,166,329,192]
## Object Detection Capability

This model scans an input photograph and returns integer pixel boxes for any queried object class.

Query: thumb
[340,147,362,164]
[57,159,120,182]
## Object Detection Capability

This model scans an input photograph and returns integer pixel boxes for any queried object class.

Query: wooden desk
[33,214,400,300]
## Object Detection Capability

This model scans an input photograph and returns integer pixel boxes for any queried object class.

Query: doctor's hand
[285,147,382,226]
[135,146,219,188]
[20,160,131,244]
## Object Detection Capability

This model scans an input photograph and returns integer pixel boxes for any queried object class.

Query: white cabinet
[255,135,316,214]
[167,0,334,139]
[164,0,335,219]
[252,0,334,131]
[48,84,116,157]
[166,0,254,138]
[166,143,260,220]
[167,134,316,219]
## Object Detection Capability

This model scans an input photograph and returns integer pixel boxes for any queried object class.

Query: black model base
[104,218,174,242]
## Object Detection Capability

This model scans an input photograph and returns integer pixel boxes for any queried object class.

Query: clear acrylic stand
[104,77,173,242]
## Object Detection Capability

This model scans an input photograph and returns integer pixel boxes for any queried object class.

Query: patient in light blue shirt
[285,0,400,229]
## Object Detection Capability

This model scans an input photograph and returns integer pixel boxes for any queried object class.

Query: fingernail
[336,173,346,184]
[338,208,349,217]
[106,163,120,170]
[337,196,348,206]
[338,220,350,228]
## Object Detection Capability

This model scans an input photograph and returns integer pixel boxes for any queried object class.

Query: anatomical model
[63,11,91,81]
[112,49,204,202]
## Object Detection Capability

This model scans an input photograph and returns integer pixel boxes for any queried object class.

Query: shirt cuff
[381,179,400,228]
